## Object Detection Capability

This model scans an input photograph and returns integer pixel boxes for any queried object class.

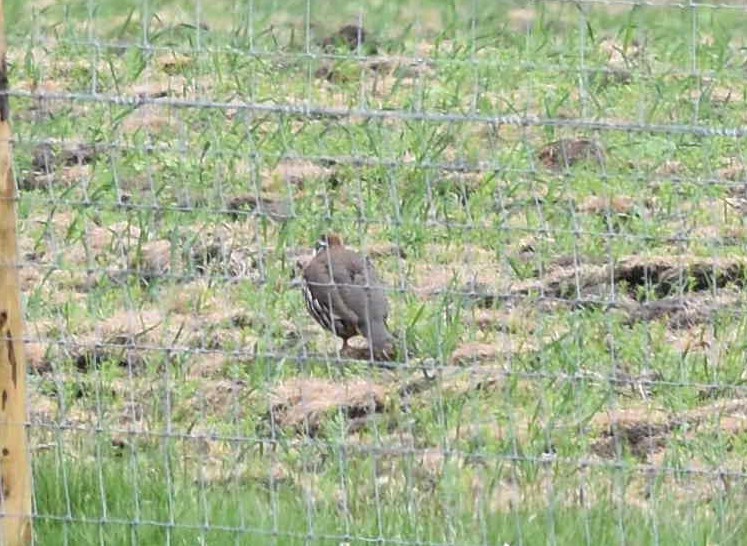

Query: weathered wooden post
[0,0,33,542]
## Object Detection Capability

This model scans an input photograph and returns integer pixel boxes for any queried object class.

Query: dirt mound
[592,399,747,460]
[625,289,744,328]
[320,24,374,53]
[513,255,747,301]
[538,138,605,171]
[225,194,292,222]
[269,378,388,434]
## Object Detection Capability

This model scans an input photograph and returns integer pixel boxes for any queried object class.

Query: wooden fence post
[0,0,33,543]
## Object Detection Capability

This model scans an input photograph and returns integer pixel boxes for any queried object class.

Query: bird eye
[314,240,328,253]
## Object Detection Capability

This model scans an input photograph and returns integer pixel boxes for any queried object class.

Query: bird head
[290,255,313,287]
[315,233,344,254]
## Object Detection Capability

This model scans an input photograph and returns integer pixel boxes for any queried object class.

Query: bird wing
[304,254,361,327]
[335,255,389,324]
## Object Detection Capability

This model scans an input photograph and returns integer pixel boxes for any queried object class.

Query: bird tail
[366,321,396,361]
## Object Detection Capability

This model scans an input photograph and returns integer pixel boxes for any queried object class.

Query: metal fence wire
[5,0,747,544]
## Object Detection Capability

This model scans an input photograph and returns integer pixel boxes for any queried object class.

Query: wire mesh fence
[6,0,747,543]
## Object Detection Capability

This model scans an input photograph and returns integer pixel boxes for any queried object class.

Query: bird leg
[340,338,351,356]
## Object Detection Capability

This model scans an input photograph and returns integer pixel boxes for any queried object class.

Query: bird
[300,233,395,360]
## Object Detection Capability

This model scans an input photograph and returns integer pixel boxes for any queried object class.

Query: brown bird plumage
[301,234,395,360]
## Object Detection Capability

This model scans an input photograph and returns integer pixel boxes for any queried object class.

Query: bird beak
[289,278,303,288]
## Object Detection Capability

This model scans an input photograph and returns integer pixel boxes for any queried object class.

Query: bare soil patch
[507,8,537,32]
[578,195,636,216]
[412,245,514,300]
[64,309,165,373]
[449,337,537,365]
[269,378,388,435]
[538,138,605,171]
[129,240,173,281]
[719,158,746,182]
[624,289,744,329]
[368,242,407,259]
[450,343,504,366]
[320,24,375,53]
[226,194,292,222]
[109,225,263,284]
[513,255,747,302]
[38,141,100,169]
[20,141,101,190]
[264,159,337,190]
[576,195,656,224]
[156,53,194,75]
[465,306,540,334]
[120,104,182,133]
[592,398,747,461]
[599,37,645,69]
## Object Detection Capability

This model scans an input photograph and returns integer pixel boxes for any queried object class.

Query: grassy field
[8,0,747,544]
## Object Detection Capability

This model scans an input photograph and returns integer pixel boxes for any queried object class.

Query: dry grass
[592,399,747,462]
[513,255,747,299]
[270,378,389,433]
[538,138,606,171]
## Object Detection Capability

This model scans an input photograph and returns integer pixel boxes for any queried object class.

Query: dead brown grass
[449,337,538,366]
[592,398,747,460]
[226,194,292,222]
[450,342,505,365]
[121,104,182,133]
[507,8,537,32]
[599,37,645,68]
[625,289,744,329]
[513,254,747,301]
[320,24,372,52]
[269,378,388,434]
[264,159,336,190]
[412,245,513,298]
[156,53,194,74]
[465,306,539,334]
[538,138,605,171]
[129,240,172,279]
[719,158,747,181]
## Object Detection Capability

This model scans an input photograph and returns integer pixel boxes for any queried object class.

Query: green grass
[32,446,747,546]
[8,0,747,543]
